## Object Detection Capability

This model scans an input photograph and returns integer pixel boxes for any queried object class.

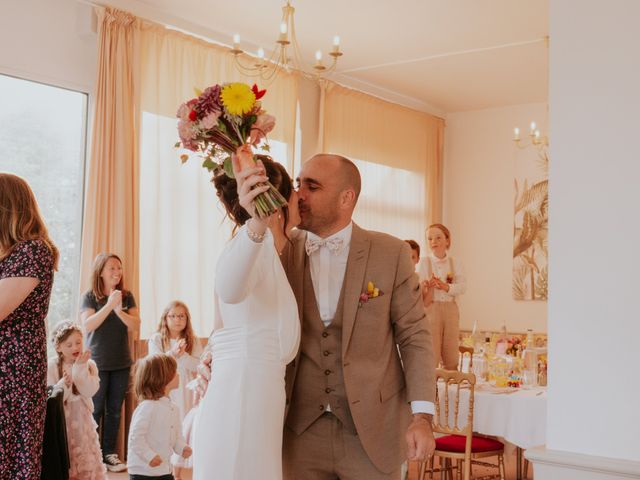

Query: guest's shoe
[103,453,127,472]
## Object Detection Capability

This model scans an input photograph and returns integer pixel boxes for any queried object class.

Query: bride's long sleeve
[215,225,267,304]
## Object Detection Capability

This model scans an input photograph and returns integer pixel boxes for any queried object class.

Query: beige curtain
[78,6,141,462]
[137,23,299,337]
[79,7,140,317]
[322,83,445,249]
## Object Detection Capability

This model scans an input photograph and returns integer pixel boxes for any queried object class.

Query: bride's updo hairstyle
[213,154,293,234]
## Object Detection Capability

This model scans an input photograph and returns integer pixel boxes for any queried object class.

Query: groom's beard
[298,202,340,236]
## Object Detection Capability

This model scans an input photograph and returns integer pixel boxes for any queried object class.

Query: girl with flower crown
[48,321,106,480]
[418,224,467,370]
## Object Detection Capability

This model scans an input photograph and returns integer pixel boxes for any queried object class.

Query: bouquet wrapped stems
[253,180,288,218]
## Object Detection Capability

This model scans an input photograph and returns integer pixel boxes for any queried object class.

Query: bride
[192,146,301,479]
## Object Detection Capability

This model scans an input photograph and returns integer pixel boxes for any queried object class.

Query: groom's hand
[196,351,212,396]
[406,413,435,461]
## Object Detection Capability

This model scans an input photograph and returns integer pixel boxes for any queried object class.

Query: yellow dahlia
[220,83,256,116]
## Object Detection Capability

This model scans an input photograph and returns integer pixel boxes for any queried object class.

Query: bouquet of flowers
[176,82,287,217]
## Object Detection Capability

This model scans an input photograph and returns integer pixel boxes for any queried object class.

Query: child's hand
[172,338,187,358]
[62,370,72,387]
[75,351,91,364]
[148,455,162,467]
[182,446,192,459]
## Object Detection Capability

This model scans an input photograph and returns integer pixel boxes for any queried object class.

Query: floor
[108,453,531,479]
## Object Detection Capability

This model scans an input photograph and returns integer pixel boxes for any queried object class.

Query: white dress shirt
[307,222,433,416]
[307,223,352,327]
[127,397,188,476]
[418,254,466,302]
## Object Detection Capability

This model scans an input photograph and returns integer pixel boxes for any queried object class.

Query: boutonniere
[446,273,454,284]
[359,281,384,307]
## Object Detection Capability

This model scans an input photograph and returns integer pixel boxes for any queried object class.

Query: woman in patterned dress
[0,173,58,480]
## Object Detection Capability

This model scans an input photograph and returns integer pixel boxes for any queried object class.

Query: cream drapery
[137,23,299,336]
[322,83,445,248]
[79,7,140,317]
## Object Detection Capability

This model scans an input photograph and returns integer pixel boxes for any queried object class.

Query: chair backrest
[433,368,476,440]
[458,346,474,371]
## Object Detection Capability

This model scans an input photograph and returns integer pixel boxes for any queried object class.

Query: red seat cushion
[436,435,504,453]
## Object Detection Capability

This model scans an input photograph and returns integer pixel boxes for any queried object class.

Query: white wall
[0,0,97,93]
[546,0,640,463]
[443,103,548,334]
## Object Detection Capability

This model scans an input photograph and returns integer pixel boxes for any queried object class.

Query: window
[139,108,290,337]
[0,73,88,336]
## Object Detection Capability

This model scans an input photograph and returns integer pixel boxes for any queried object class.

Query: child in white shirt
[127,354,192,480]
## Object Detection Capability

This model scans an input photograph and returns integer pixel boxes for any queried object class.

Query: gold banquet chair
[418,369,505,480]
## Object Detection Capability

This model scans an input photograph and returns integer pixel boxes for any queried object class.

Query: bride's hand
[232,146,270,225]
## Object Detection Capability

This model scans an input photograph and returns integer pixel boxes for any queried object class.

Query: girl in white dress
[192,150,301,480]
[148,301,203,479]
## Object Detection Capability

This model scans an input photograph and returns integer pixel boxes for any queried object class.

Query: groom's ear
[340,188,357,210]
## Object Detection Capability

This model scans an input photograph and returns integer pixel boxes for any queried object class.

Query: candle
[530,121,537,135]
[332,35,341,53]
[232,34,240,49]
[280,22,287,34]
[514,127,520,140]
[257,47,265,59]
[315,50,322,61]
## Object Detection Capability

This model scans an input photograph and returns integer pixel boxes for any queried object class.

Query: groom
[200,153,436,479]
[279,154,436,479]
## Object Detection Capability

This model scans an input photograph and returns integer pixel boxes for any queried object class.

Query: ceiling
[106,0,549,116]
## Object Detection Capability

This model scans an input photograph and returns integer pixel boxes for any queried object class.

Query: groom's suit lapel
[341,224,370,357]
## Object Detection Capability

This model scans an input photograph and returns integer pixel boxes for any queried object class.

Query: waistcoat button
[324,369,331,375]
[323,350,330,356]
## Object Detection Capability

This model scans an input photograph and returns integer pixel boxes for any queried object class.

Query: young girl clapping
[128,354,192,480]
[148,301,202,479]
[48,321,106,480]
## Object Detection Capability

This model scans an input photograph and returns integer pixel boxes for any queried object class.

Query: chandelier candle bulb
[530,121,537,135]
[280,22,287,34]
[514,127,520,141]
[257,48,265,59]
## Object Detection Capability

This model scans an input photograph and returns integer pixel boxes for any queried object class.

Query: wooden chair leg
[417,460,427,480]
[498,454,506,480]
[463,457,471,480]
[455,459,462,480]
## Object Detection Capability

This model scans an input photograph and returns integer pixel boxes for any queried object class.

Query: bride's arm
[216,147,274,304]
[215,223,267,304]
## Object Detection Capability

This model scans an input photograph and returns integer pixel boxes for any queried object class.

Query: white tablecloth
[437,382,546,449]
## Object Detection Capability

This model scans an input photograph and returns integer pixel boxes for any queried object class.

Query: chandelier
[229,1,343,83]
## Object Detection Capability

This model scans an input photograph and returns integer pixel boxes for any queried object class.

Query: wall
[0,0,97,93]
[546,0,640,463]
[443,103,548,334]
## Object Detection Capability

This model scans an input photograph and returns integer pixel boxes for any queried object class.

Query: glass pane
[0,74,87,340]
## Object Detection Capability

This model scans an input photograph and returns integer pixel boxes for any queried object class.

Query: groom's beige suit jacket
[281,223,436,473]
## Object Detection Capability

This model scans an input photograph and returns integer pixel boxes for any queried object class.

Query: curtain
[79,7,140,324]
[322,83,445,251]
[137,22,299,337]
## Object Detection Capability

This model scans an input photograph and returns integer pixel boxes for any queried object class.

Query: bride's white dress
[193,225,300,479]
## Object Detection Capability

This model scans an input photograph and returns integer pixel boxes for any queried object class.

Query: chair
[418,369,505,480]
[458,346,474,372]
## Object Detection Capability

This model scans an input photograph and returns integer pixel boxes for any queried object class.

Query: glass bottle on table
[522,329,537,386]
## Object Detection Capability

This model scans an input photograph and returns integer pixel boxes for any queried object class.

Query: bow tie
[305,237,344,256]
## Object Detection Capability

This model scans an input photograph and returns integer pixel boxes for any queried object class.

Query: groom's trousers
[283,412,401,480]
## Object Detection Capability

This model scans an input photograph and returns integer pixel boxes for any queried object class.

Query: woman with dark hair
[193,146,301,480]
[0,172,58,479]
